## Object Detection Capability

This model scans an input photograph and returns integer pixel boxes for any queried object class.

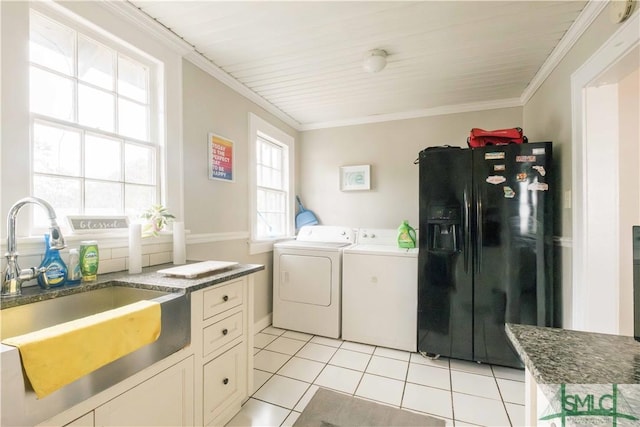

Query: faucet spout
[2,197,66,296]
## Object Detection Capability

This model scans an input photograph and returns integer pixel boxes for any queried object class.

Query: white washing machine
[273,225,355,338]
[342,228,418,351]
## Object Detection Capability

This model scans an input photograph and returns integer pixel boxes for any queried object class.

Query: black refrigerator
[417,142,554,368]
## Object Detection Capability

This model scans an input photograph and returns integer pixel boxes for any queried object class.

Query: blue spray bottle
[37,233,68,289]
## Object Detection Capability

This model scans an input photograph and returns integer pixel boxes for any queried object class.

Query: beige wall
[522,8,621,328]
[618,67,640,335]
[298,107,523,229]
[523,9,621,237]
[181,60,299,323]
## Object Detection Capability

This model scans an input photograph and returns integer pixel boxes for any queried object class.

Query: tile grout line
[254,327,523,426]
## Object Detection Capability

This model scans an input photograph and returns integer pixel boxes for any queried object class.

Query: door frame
[571,12,639,332]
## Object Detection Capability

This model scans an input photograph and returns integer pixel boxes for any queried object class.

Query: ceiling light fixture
[363,49,387,73]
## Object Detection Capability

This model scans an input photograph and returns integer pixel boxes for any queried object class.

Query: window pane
[33,175,81,227]
[85,134,121,181]
[30,67,73,121]
[78,84,115,132]
[118,98,149,141]
[30,12,74,76]
[125,143,154,184]
[125,184,155,217]
[257,187,286,238]
[85,180,122,214]
[118,55,148,103]
[33,122,81,176]
[78,35,114,90]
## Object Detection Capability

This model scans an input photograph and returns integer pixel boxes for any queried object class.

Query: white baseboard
[254,313,272,332]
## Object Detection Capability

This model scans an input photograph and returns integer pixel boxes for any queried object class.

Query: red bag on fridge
[467,127,527,147]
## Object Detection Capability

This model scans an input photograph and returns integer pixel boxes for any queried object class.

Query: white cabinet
[94,356,194,427]
[191,277,254,426]
[52,355,194,427]
[39,271,256,427]
[203,343,247,425]
[62,412,94,427]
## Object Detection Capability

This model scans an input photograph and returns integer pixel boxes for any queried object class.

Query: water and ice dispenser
[427,206,461,253]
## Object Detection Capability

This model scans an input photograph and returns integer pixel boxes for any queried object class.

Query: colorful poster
[208,133,234,182]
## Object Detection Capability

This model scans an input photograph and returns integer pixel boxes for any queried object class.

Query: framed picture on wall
[340,165,371,191]
[208,133,234,182]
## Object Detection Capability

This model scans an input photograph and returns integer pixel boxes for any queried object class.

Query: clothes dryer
[273,225,355,338]
[342,228,418,351]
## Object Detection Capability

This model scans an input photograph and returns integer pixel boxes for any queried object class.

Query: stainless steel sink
[0,283,190,426]
[1,286,173,339]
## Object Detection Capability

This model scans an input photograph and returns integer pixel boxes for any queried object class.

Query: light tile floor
[227,326,525,427]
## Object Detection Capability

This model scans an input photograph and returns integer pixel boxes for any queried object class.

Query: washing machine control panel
[297,225,355,244]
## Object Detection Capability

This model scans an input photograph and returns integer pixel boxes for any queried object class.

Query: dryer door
[278,254,332,306]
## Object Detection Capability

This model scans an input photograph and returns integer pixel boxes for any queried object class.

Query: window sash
[28,8,160,226]
[250,114,294,244]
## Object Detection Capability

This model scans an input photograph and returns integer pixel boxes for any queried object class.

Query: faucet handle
[19,267,43,281]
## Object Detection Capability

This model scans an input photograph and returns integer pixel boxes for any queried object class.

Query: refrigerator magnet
[533,165,546,176]
[494,164,506,172]
[516,155,536,162]
[528,181,549,191]
[485,152,505,160]
[516,172,528,182]
[532,148,546,155]
[503,187,516,198]
[486,175,506,185]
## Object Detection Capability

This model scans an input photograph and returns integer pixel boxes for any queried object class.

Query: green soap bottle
[397,220,416,249]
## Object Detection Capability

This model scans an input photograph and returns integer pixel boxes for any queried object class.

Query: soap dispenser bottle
[397,220,416,249]
[37,233,68,289]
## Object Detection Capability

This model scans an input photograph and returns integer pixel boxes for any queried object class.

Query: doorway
[572,13,640,335]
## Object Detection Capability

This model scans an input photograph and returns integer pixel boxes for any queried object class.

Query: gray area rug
[293,388,446,427]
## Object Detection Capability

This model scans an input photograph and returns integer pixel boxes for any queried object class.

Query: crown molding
[100,0,606,132]
[101,1,300,131]
[100,1,193,55]
[520,0,609,104]
[183,52,301,131]
[298,98,524,131]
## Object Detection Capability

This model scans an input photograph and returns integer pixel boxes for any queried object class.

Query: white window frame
[28,5,161,232]
[248,113,295,254]
[0,1,183,244]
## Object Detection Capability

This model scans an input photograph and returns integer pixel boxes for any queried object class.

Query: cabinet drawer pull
[223,378,229,385]
[222,295,229,302]
[222,328,228,336]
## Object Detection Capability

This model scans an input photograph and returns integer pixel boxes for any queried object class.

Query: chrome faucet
[2,197,66,296]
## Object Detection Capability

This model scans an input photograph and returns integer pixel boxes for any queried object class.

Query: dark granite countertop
[0,262,265,309]
[506,323,640,384]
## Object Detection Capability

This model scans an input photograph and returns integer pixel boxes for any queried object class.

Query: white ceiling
[126,1,594,130]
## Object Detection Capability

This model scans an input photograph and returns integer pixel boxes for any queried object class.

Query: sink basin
[0,283,190,426]
[1,286,172,340]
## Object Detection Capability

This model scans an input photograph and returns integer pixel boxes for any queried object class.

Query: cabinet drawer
[203,343,246,425]
[203,311,243,357]
[202,280,243,320]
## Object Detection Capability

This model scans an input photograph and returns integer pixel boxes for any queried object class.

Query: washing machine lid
[275,240,352,251]
[344,244,418,257]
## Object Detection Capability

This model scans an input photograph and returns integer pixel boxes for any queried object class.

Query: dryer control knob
[370,234,376,238]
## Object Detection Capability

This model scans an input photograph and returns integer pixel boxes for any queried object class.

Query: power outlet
[564,190,572,209]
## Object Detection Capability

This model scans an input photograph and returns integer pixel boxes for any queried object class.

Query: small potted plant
[140,204,175,237]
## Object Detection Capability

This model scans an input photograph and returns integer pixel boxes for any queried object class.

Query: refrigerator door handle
[476,185,483,273]
[463,188,471,273]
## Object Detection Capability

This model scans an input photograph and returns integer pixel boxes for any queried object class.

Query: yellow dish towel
[2,299,161,399]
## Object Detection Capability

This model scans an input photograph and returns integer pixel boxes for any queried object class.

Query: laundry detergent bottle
[37,233,68,289]
[397,220,416,249]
